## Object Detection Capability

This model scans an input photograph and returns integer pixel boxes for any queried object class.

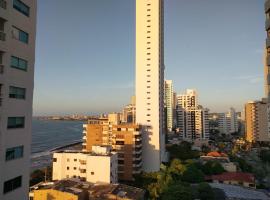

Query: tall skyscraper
[0,1,37,199]
[165,80,173,132]
[265,0,270,100]
[136,0,165,172]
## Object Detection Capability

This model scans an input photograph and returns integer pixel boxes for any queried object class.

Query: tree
[167,143,200,160]
[161,182,193,200]
[168,159,186,180]
[182,165,204,183]
[260,150,270,163]
[197,182,215,200]
[202,161,225,175]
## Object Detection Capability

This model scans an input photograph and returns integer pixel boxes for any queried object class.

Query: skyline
[34,0,265,115]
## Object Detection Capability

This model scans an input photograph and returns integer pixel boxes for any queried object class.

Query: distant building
[245,99,270,143]
[217,107,239,134]
[82,118,142,181]
[52,146,118,184]
[176,89,209,141]
[122,96,136,124]
[165,80,174,132]
[29,179,145,200]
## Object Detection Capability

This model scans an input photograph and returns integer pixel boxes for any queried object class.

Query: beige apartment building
[82,118,142,181]
[0,0,36,199]
[165,80,174,132]
[245,99,270,143]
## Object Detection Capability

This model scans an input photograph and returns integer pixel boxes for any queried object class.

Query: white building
[0,1,36,199]
[52,146,118,184]
[176,90,209,140]
[136,0,165,172]
[165,80,174,132]
[218,108,238,134]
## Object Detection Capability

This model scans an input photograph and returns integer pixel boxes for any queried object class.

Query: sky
[34,0,266,116]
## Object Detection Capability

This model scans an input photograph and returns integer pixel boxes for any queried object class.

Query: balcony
[266,0,270,13]
[0,0,6,10]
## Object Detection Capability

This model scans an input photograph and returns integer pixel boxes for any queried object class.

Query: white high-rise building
[136,0,165,172]
[165,80,173,132]
[176,90,209,140]
[218,108,238,134]
[0,1,36,199]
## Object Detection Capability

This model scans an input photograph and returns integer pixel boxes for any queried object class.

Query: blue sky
[34,0,265,115]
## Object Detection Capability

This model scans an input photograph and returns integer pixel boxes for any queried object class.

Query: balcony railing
[0,65,3,74]
[0,31,5,41]
[0,0,6,10]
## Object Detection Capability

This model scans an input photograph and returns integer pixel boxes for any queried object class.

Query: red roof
[206,151,228,157]
[206,172,255,183]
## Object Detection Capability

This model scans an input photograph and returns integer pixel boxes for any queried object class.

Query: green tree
[202,161,225,175]
[182,165,204,183]
[197,182,215,200]
[161,182,193,200]
[260,150,270,163]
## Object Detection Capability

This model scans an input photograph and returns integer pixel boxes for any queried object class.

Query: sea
[31,119,84,171]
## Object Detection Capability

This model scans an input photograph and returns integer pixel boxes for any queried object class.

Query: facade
[245,99,270,142]
[111,124,142,181]
[176,90,209,140]
[217,108,238,134]
[52,146,118,184]
[82,118,142,181]
[29,179,146,200]
[165,80,173,132]
[0,1,36,199]
[136,0,165,172]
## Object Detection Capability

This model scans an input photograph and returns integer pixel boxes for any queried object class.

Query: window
[74,159,77,162]
[91,172,94,175]
[9,86,26,99]
[12,26,28,44]
[6,146,23,161]
[73,167,77,170]
[7,117,25,129]
[11,56,28,71]
[13,0,30,16]
[53,158,57,162]
[67,167,69,170]
[3,176,22,194]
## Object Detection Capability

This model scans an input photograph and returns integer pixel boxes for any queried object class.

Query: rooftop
[210,183,270,200]
[30,179,145,200]
[206,172,255,183]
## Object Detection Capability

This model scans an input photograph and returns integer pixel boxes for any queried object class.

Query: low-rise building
[29,179,145,200]
[52,146,118,184]
[206,172,256,188]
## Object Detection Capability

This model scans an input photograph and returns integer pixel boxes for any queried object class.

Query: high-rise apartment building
[176,90,209,140]
[265,0,270,100]
[245,99,270,143]
[218,108,239,134]
[165,80,173,132]
[0,1,36,199]
[82,118,142,181]
[136,0,165,172]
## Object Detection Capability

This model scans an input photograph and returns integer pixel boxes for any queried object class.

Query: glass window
[13,0,30,17]
[3,176,22,194]
[10,56,28,71]
[6,146,24,161]
[12,26,28,44]
[9,86,26,99]
[7,117,25,129]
